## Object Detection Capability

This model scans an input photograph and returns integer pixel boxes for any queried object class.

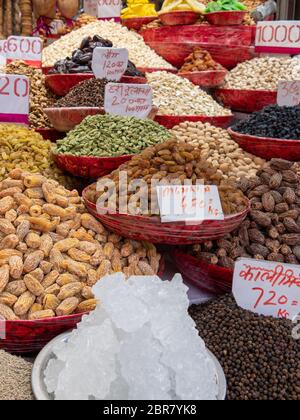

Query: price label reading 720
[277,81,300,107]
[0,74,30,125]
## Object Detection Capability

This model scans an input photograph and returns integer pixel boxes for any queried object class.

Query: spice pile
[190,294,300,400]
[54,115,171,157]
[54,79,108,108]
[191,159,300,269]
[232,106,300,140]
[179,47,221,73]
[224,57,300,91]
[0,351,33,400]
[50,35,145,78]
[42,21,173,69]
[171,121,265,181]
[147,71,232,116]
[0,170,161,321]
[87,139,249,216]
[2,61,56,128]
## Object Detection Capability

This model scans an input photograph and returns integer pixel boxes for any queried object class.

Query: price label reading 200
[0,75,30,125]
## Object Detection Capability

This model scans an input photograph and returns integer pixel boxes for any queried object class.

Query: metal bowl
[32,330,227,400]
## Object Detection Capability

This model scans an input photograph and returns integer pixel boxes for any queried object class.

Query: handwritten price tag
[156,185,224,224]
[0,74,30,125]
[6,36,43,68]
[277,81,300,107]
[92,47,128,81]
[0,40,7,66]
[233,258,300,320]
[105,83,153,119]
[255,21,300,55]
[84,0,122,19]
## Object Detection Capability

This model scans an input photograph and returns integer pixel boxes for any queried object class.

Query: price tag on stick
[6,36,43,68]
[105,83,153,119]
[233,258,300,320]
[92,47,128,81]
[0,74,30,125]
[255,21,300,55]
[277,81,300,107]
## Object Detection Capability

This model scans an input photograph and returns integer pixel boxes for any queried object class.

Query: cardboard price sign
[92,47,128,81]
[104,83,153,118]
[6,36,43,68]
[156,184,224,224]
[233,258,300,320]
[84,0,122,18]
[255,21,300,55]
[277,81,300,107]
[0,74,30,125]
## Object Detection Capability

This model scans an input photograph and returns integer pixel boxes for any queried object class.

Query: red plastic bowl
[228,128,300,161]
[215,88,277,113]
[82,185,250,245]
[205,11,247,26]
[120,75,147,84]
[179,69,227,88]
[53,153,133,179]
[42,66,53,75]
[155,114,233,129]
[34,128,64,142]
[122,16,157,31]
[44,107,106,132]
[45,73,94,96]
[159,11,199,26]
[171,249,233,294]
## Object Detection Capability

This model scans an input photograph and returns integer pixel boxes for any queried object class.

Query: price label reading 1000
[0,75,30,125]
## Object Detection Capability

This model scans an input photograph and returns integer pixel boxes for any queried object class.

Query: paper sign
[233,258,300,320]
[0,74,30,125]
[92,47,128,81]
[277,81,300,107]
[156,184,224,224]
[105,83,153,119]
[255,21,300,55]
[6,36,43,68]
[84,0,98,16]
[0,40,7,67]
[84,0,122,18]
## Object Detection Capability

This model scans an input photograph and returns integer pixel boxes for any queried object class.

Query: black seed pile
[189,294,300,400]
[232,105,300,140]
[50,35,145,77]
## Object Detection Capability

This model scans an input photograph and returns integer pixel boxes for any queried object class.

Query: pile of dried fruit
[0,170,161,321]
[191,159,300,269]
[190,294,300,400]
[2,61,56,128]
[171,121,265,181]
[87,139,249,216]
[179,47,221,73]
[54,78,108,108]
[147,71,232,116]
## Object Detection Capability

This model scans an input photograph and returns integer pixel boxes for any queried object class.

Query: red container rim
[228,127,300,145]
[179,69,226,77]
[216,87,277,95]
[205,11,247,16]
[159,11,199,17]
[5,311,88,325]
[53,151,134,162]
[45,106,103,112]
[139,67,177,73]
[122,16,157,23]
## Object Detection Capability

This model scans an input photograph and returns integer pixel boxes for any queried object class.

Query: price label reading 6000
[0,74,30,125]
[6,36,43,68]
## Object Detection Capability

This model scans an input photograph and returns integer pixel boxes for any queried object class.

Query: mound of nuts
[88,140,249,216]
[224,57,300,91]
[0,170,161,321]
[171,121,265,181]
[191,159,300,269]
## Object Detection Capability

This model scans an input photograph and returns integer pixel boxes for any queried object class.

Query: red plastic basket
[159,11,199,26]
[34,128,64,142]
[215,88,277,113]
[44,107,106,132]
[179,69,227,88]
[155,114,233,129]
[45,73,94,96]
[171,249,233,294]
[205,11,247,26]
[83,185,250,245]
[122,16,157,31]
[228,128,300,161]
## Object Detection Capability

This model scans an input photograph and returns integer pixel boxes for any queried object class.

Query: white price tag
[92,47,128,81]
[233,258,300,320]
[6,36,43,68]
[156,184,224,224]
[277,81,300,107]
[0,40,7,66]
[84,0,122,18]
[104,83,153,119]
[0,74,30,125]
[84,0,98,16]
[255,21,300,55]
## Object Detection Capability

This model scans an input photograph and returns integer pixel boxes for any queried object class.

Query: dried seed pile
[147,71,232,116]
[190,294,300,400]
[0,170,161,321]
[0,350,34,400]
[179,47,220,73]
[54,78,108,108]
[232,105,300,140]
[191,159,300,269]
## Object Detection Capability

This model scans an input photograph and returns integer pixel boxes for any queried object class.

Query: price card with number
[84,0,122,19]
[233,258,300,320]
[277,81,300,107]
[6,36,43,68]
[0,40,7,66]
[92,47,128,81]
[104,83,153,119]
[0,74,30,125]
[156,184,224,224]
[255,21,300,55]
